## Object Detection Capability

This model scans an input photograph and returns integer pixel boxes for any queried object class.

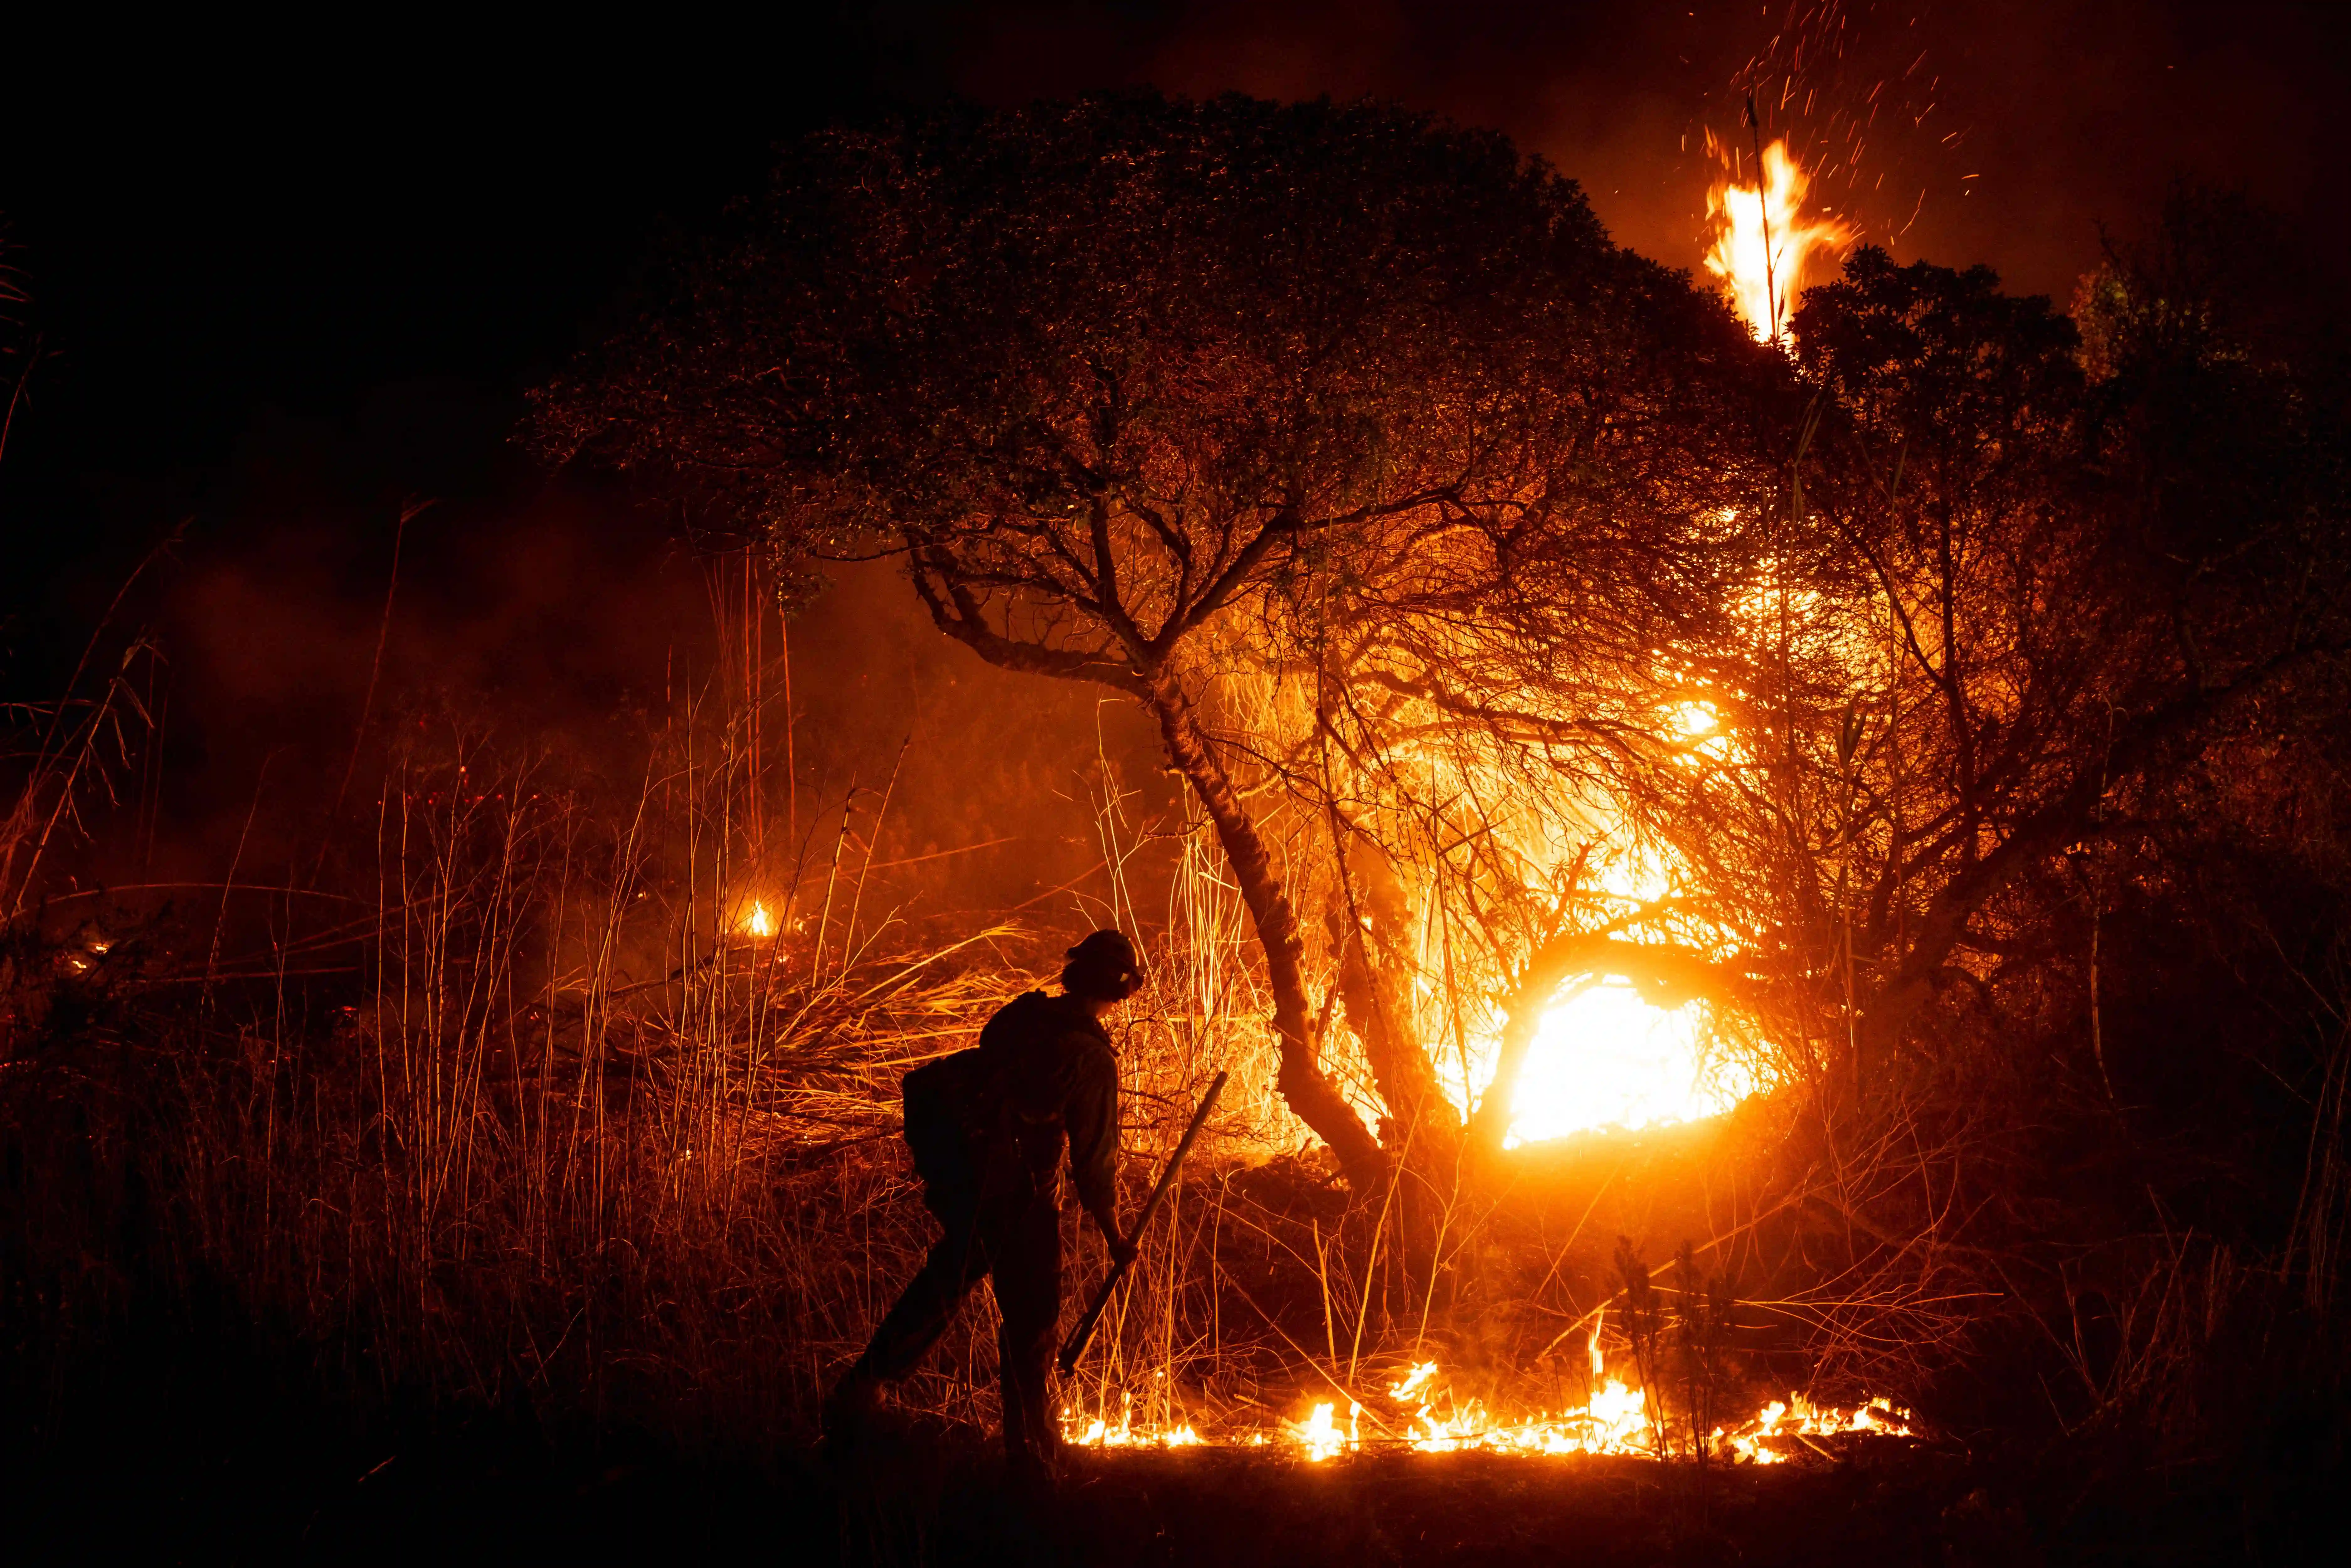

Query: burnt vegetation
[7,95,2350,1561]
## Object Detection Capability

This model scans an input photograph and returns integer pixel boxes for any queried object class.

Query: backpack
[899,991,1060,1193]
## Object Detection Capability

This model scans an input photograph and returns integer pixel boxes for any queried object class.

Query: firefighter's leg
[848,1185,988,1385]
[986,1194,1063,1470]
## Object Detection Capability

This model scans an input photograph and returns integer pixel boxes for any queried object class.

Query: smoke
[53,381,1172,947]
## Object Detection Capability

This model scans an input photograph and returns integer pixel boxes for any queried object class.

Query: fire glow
[1493,823,1765,1146]
[1505,985,1755,1147]
[1063,1353,1914,1464]
[1703,137,1853,343]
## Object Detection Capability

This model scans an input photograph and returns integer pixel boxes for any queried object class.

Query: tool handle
[1057,1069,1227,1375]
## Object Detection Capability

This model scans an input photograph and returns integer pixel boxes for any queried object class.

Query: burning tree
[1765,239,2346,1110]
[1536,227,2351,1376]
[531,93,1766,1193]
[533,91,2351,1427]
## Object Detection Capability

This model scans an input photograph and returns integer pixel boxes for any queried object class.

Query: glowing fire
[1373,1356,1653,1457]
[1061,1390,1204,1449]
[1062,1353,1914,1464]
[1291,1400,1360,1461]
[1703,138,1853,344]
[1719,1395,1914,1466]
[740,901,775,939]
[1505,983,1758,1146]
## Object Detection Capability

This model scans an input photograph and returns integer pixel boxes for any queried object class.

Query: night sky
[2,1,2342,670]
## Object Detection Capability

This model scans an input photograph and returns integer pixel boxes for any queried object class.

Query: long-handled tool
[1058,1069,1227,1375]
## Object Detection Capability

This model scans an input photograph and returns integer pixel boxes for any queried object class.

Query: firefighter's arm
[1091,1201,1137,1267]
[1067,1044,1136,1263]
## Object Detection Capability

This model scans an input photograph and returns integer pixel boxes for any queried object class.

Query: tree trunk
[1145,670,1388,1190]
[1325,890,1458,1278]
[1324,839,1459,1157]
[1467,955,1573,1159]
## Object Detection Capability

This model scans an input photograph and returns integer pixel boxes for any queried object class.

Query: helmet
[1062,929,1142,1002]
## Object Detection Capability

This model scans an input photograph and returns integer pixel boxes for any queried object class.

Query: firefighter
[823,929,1140,1476]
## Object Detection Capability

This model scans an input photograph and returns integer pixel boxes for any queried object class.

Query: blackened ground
[6,1380,2343,1568]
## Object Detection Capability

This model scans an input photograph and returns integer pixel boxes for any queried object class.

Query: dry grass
[6,561,2344,1518]
[0,586,1370,1459]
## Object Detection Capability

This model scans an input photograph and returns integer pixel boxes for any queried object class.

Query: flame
[1339,1370,1909,1463]
[1289,1401,1359,1462]
[740,901,775,939]
[1703,138,1853,344]
[1504,983,1760,1146]
[1456,837,1764,1147]
[1671,700,1718,739]
[1392,1378,1656,1457]
[1719,1394,1913,1465]
[1390,1362,1440,1401]
[1065,1359,1913,1465]
[1060,1391,1204,1450]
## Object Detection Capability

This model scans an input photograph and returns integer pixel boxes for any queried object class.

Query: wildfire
[1703,137,1853,344]
[1719,1395,1914,1466]
[740,901,775,939]
[1505,984,1758,1146]
[1062,1355,1915,1465]
[1291,1400,1361,1462]
[1062,1390,1204,1449]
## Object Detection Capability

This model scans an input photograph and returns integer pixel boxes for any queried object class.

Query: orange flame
[1703,138,1853,344]
[1062,1357,1914,1463]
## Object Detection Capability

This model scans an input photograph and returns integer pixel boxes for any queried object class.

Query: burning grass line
[1,635,1961,1476]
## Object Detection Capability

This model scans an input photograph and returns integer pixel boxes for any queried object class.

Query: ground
[10,1399,2335,1566]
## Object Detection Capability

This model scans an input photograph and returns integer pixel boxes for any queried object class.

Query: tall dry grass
[16,554,2334,1493]
[0,559,1413,1463]
[0,671,1971,1470]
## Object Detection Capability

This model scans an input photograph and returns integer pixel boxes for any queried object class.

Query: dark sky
[3,2,2339,541]
[908,0,2348,304]
[0,2,2341,879]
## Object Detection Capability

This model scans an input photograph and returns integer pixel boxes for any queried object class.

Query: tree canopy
[533,92,1769,1188]
[533,100,2351,1306]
